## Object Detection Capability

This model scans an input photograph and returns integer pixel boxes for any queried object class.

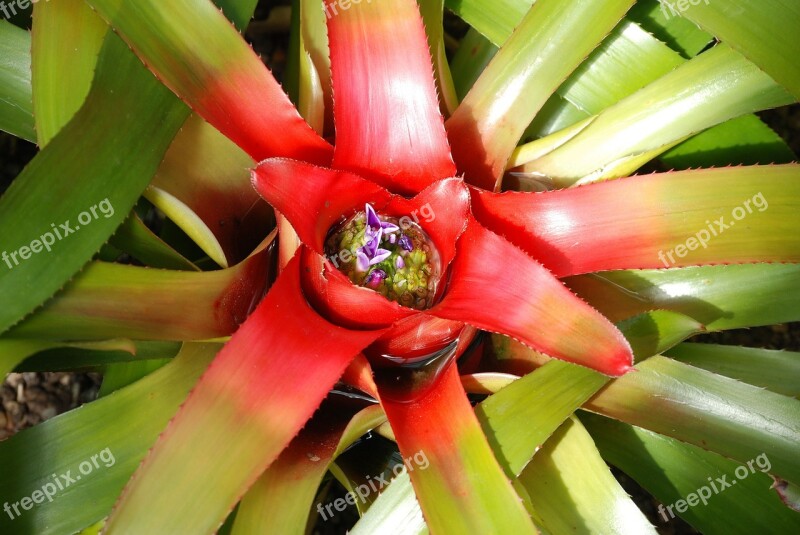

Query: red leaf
[382,177,470,273]
[430,217,633,376]
[325,0,456,194]
[471,166,800,276]
[252,158,391,255]
[300,246,416,329]
[197,66,333,163]
[379,362,536,531]
[104,254,385,532]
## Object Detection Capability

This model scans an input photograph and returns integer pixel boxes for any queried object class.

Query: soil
[1,2,799,533]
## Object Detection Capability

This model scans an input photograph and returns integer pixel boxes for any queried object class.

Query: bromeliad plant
[0,0,799,533]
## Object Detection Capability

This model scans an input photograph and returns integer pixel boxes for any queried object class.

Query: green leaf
[15,341,181,372]
[84,0,332,163]
[479,311,702,476]
[7,246,271,341]
[626,0,712,58]
[449,28,496,101]
[0,338,135,378]
[665,343,800,398]
[568,264,800,331]
[350,470,428,535]
[519,417,656,534]
[31,0,107,146]
[150,112,273,266]
[446,0,636,189]
[678,0,800,100]
[0,343,219,535]
[583,413,800,534]
[660,114,797,168]
[477,360,605,476]
[287,0,332,137]
[447,2,686,118]
[450,1,795,179]
[444,0,530,46]
[108,212,198,271]
[143,185,228,268]
[231,404,386,534]
[98,359,171,396]
[0,20,35,141]
[417,0,458,116]
[0,32,191,335]
[285,0,325,134]
[523,45,795,186]
[585,356,800,486]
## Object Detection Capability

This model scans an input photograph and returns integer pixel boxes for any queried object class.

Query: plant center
[325,204,441,310]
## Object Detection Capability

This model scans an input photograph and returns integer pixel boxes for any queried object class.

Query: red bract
[252,158,633,374]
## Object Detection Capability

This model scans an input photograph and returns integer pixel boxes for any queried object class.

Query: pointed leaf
[108,212,198,271]
[583,413,800,535]
[16,341,180,372]
[472,165,800,277]
[0,339,135,378]
[0,343,218,535]
[380,362,537,534]
[522,45,794,186]
[585,356,800,485]
[446,0,635,190]
[679,0,800,100]
[0,33,190,335]
[567,264,800,330]
[519,417,656,535]
[626,0,712,58]
[85,0,332,163]
[143,185,228,267]
[105,255,385,534]
[417,0,459,117]
[31,0,107,146]
[151,112,273,265]
[8,243,272,341]
[659,114,797,169]
[665,343,800,398]
[431,217,633,376]
[326,0,455,194]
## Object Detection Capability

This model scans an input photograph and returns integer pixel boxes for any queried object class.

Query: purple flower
[371,248,391,265]
[356,204,400,272]
[366,203,399,234]
[356,250,370,272]
[363,228,383,257]
[398,234,413,251]
[365,269,387,288]
[395,256,405,269]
